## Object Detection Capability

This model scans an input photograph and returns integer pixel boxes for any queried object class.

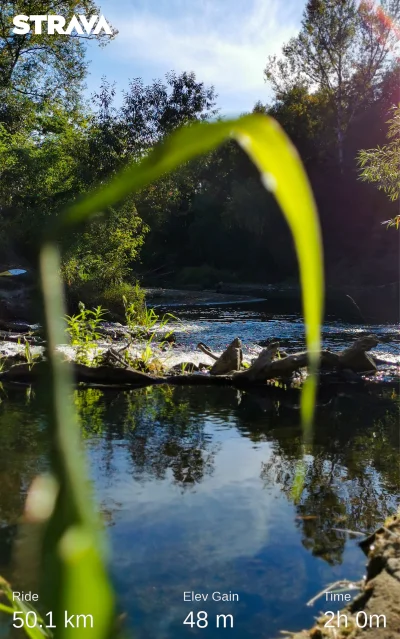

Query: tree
[264,0,400,168]
[358,104,400,226]
[266,84,331,163]
[0,1,117,108]
[120,71,218,157]
[0,67,219,292]
[61,200,149,289]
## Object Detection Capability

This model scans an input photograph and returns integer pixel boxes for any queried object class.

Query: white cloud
[101,0,302,107]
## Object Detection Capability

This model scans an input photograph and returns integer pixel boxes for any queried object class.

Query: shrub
[101,281,146,318]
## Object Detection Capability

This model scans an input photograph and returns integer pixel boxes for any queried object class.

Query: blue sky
[85,0,305,115]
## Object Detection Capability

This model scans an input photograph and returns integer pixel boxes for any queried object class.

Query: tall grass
[1,114,323,637]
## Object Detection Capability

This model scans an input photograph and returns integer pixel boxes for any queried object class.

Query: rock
[338,335,379,372]
[285,516,400,639]
[210,338,243,375]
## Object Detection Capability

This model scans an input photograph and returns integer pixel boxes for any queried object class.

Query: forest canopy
[0,0,399,301]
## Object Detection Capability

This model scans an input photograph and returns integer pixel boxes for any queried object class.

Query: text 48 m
[184,611,234,629]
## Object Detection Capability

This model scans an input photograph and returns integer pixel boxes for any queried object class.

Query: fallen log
[197,342,219,361]
[231,335,379,384]
[233,348,342,384]
[337,335,378,372]
[73,363,160,386]
[0,330,43,345]
[233,342,280,382]
[0,334,388,390]
[0,361,160,387]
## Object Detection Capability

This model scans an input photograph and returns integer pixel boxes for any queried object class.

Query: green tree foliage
[1,0,399,298]
[358,105,400,201]
[0,69,219,295]
[358,105,400,225]
[0,102,85,245]
[120,71,218,155]
[0,0,117,107]
[264,0,400,167]
[266,84,331,163]
[62,201,149,290]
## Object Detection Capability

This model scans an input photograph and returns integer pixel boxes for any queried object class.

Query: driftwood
[337,335,378,372]
[0,330,43,344]
[0,334,389,390]
[197,338,243,375]
[197,342,219,361]
[234,342,279,383]
[0,361,159,387]
[231,336,380,384]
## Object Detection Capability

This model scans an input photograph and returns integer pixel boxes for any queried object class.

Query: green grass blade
[55,114,323,422]
[0,577,51,638]
[37,113,323,638]
[39,244,114,639]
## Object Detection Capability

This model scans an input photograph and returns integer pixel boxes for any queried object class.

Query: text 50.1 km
[14,611,94,630]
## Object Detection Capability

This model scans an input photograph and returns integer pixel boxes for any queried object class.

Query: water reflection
[0,382,399,638]
[78,384,398,637]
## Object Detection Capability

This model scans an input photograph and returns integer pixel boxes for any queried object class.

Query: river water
[0,300,399,638]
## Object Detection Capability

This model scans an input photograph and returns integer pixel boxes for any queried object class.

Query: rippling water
[159,301,400,370]
[0,303,399,639]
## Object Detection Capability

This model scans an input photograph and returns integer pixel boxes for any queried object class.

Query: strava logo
[12,14,112,35]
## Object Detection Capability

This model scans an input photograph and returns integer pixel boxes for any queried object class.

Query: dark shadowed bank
[287,514,400,639]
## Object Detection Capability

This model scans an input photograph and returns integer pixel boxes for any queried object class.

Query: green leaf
[38,113,323,639]
[291,459,308,505]
[39,244,114,639]
[54,114,323,424]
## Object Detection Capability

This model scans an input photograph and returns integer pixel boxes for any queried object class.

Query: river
[0,300,399,638]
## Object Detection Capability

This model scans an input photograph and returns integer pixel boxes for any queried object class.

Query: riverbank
[205,282,400,323]
[288,514,400,639]
[1,275,399,324]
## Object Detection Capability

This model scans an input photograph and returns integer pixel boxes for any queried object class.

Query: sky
[85,0,305,116]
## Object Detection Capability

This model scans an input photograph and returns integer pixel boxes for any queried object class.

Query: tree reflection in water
[256,389,400,564]
[74,383,400,568]
[0,383,399,575]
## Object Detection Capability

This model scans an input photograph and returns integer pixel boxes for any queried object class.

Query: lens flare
[359,0,400,57]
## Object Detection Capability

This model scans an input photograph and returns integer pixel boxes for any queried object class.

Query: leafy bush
[358,105,400,227]
[101,281,146,317]
[62,202,149,292]
[65,278,147,319]
[65,302,108,365]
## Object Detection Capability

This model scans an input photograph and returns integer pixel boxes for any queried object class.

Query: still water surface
[0,302,399,638]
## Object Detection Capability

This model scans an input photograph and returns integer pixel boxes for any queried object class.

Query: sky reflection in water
[0,306,399,639]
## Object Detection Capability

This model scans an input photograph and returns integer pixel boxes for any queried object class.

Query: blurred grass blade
[39,244,114,639]
[0,577,51,638]
[38,113,323,639]
[291,459,308,505]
